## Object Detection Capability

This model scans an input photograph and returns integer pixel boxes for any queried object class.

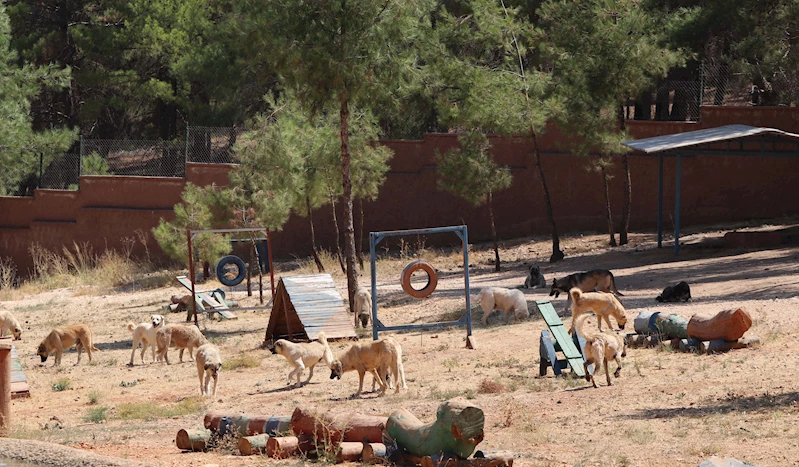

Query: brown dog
[573,313,626,388]
[329,337,406,397]
[155,324,206,364]
[568,288,627,335]
[196,343,223,397]
[37,324,98,366]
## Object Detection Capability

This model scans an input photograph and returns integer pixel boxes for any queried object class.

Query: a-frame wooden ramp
[264,274,357,343]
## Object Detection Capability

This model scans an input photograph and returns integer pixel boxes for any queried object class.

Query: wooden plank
[536,300,564,328]
[549,326,582,360]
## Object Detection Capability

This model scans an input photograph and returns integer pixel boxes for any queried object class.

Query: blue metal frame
[655,152,683,256]
[369,225,472,340]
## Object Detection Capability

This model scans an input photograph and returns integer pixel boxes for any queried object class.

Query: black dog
[523,264,546,289]
[656,281,692,302]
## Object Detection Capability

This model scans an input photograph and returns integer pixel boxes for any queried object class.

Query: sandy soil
[3,223,799,467]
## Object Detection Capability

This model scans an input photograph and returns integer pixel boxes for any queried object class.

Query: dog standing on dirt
[330,336,406,397]
[568,288,627,335]
[0,309,23,340]
[573,313,626,388]
[473,287,529,325]
[37,324,99,366]
[155,324,206,364]
[353,285,372,328]
[523,265,546,289]
[127,314,165,366]
[269,331,335,388]
[195,343,223,397]
[656,281,692,303]
[550,269,624,313]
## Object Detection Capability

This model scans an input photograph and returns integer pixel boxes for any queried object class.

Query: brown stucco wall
[2,106,799,276]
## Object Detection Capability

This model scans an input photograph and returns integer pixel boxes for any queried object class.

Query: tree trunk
[488,192,500,272]
[600,161,617,247]
[306,196,325,272]
[356,197,365,271]
[619,104,630,245]
[329,189,346,273]
[530,127,564,262]
[340,98,359,312]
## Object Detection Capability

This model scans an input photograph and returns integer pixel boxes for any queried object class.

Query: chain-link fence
[624,60,787,122]
[186,125,242,163]
[41,153,80,190]
[81,139,185,178]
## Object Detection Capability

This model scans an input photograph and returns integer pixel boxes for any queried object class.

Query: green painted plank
[550,326,582,360]
[537,300,564,328]
[567,358,586,377]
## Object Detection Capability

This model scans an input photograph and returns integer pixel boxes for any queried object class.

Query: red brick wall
[2,107,799,276]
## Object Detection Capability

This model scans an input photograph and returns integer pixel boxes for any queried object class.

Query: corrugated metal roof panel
[268,274,357,342]
[622,124,799,154]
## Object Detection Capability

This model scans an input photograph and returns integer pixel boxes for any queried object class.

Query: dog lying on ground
[656,281,692,302]
[155,324,206,364]
[330,336,406,397]
[549,269,624,298]
[127,314,165,366]
[473,287,529,325]
[353,285,372,328]
[523,265,546,289]
[37,324,98,366]
[573,312,626,388]
[196,343,223,397]
[568,288,627,335]
[269,331,335,388]
[0,309,22,340]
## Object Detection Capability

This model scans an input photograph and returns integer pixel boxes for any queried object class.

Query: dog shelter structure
[622,124,799,255]
[186,227,276,326]
[264,274,358,343]
[369,225,473,341]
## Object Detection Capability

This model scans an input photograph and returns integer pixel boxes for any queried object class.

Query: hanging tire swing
[400,260,438,299]
[216,255,247,286]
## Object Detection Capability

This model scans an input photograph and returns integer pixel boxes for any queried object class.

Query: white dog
[473,287,529,325]
[127,314,165,366]
[0,309,22,340]
[196,343,223,397]
[353,285,372,328]
[269,331,334,388]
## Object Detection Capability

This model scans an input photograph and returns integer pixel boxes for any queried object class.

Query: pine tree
[436,131,512,271]
[0,4,76,195]
[257,0,433,310]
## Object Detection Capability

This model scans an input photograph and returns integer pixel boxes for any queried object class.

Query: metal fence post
[185,122,190,168]
[38,153,43,189]
[78,135,83,176]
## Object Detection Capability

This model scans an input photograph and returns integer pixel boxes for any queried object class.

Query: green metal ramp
[537,299,585,378]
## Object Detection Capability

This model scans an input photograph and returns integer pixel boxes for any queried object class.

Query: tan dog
[330,336,406,397]
[269,331,334,388]
[568,288,627,335]
[473,287,529,325]
[37,324,98,366]
[573,313,626,388]
[0,309,22,340]
[353,285,372,328]
[127,314,165,366]
[155,324,206,364]
[196,343,223,397]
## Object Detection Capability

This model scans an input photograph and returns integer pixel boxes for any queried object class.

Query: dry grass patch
[477,379,506,394]
[225,353,261,370]
[116,396,205,421]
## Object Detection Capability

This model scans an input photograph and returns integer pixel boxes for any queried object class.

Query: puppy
[330,336,406,397]
[473,287,529,325]
[568,288,627,334]
[0,309,22,340]
[127,314,165,366]
[37,324,98,366]
[523,265,546,289]
[656,281,692,303]
[549,269,624,298]
[353,285,372,328]
[270,331,334,388]
[195,343,223,397]
[573,313,625,388]
[155,324,207,365]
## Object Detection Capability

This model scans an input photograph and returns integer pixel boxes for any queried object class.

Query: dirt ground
[3,222,799,467]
